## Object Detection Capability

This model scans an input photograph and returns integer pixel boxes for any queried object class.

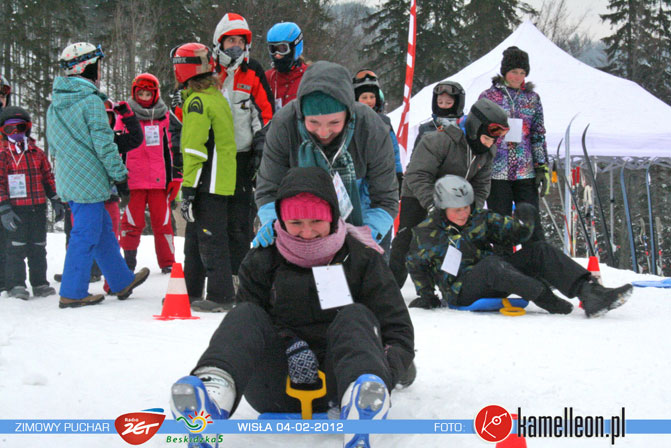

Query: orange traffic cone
[587,256,603,285]
[496,414,527,448]
[153,263,199,320]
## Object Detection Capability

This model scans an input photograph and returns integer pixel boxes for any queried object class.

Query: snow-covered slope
[1,234,669,447]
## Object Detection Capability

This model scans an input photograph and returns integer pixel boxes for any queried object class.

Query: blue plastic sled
[258,412,329,420]
[632,278,671,288]
[448,297,529,311]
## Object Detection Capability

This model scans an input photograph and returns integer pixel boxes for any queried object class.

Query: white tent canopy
[388,21,671,164]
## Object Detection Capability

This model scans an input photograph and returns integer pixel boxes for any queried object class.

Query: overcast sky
[349,0,614,39]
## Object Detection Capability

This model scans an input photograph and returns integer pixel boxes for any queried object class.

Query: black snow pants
[194,302,394,415]
[184,193,235,303]
[227,151,254,276]
[455,241,590,306]
[5,205,49,289]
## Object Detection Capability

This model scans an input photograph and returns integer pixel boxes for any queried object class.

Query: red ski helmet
[132,73,160,108]
[171,43,216,84]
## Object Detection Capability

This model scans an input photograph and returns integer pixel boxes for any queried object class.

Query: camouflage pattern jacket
[406,207,533,304]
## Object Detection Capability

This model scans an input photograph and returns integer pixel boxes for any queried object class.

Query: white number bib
[8,174,27,198]
[332,172,353,220]
[504,118,523,143]
[440,245,462,276]
[144,125,161,146]
[312,264,354,310]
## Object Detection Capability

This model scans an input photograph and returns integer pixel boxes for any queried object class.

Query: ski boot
[341,374,390,448]
[170,368,235,448]
[533,287,573,314]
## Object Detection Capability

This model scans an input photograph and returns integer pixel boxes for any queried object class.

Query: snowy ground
[1,233,670,447]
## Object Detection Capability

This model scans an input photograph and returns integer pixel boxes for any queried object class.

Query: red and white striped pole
[396,0,417,157]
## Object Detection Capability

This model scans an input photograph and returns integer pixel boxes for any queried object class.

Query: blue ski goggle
[59,45,105,70]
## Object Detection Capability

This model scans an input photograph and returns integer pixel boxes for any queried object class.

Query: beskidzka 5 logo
[114,408,166,445]
[474,405,514,442]
[176,410,213,433]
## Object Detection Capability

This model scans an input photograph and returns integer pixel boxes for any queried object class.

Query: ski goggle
[170,46,211,65]
[268,42,291,56]
[486,123,509,137]
[1,121,31,135]
[433,83,464,96]
[59,45,105,69]
[353,70,378,82]
[0,84,10,96]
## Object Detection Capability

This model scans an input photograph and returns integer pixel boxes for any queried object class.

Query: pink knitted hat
[279,192,332,222]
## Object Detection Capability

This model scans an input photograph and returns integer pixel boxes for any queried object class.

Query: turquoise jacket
[46,76,127,203]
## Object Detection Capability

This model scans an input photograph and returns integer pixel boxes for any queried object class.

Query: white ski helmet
[433,175,474,209]
[59,42,104,76]
[213,13,252,67]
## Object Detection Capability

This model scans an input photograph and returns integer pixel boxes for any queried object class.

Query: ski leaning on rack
[620,164,638,272]
[580,125,615,266]
[655,216,664,275]
[555,163,596,257]
[638,217,651,273]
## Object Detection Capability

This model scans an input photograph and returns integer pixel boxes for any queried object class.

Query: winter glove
[0,203,21,232]
[286,338,320,385]
[251,219,276,248]
[50,196,66,222]
[181,187,196,223]
[166,179,182,203]
[171,89,184,110]
[408,295,441,309]
[535,164,551,197]
[113,101,133,118]
[396,172,404,195]
[513,202,537,228]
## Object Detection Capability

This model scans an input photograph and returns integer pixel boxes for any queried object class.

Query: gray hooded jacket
[255,61,398,222]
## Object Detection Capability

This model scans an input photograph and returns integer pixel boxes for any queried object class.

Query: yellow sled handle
[500,298,526,316]
[285,370,327,419]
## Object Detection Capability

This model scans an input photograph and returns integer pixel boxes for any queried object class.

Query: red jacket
[218,58,274,152]
[265,62,307,110]
[0,138,57,207]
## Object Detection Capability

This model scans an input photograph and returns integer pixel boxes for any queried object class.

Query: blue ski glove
[363,207,394,242]
[251,220,275,248]
[286,339,320,385]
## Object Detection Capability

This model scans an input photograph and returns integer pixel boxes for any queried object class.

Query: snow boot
[115,267,150,300]
[53,273,62,282]
[8,286,30,300]
[124,249,137,272]
[171,367,235,447]
[579,280,632,318]
[32,285,57,297]
[59,294,105,308]
[341,374,390,448]
[191,299,233,313]
[408,295,441,309]
[397,361,417,389]
[532,287,573,314]
[161,265,172,274]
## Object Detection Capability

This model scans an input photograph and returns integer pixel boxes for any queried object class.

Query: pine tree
[414,0,467,87]
[463,0,533,60]
[361,0,409,108]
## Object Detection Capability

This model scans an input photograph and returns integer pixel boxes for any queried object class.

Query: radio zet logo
[474,405,513,442]
[114,408,166,445]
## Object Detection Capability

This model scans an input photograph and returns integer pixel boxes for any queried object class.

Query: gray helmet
[464,98,509,140]
[433,175,474,209]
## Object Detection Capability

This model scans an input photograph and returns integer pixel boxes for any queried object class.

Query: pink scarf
[274,218,384,268]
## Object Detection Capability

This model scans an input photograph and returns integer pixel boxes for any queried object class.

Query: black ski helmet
[464,98,508,154]
[0,106,32,138]
[432,81,465,118]
[353,69,384,113]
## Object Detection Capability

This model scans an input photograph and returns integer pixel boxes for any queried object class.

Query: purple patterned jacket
[479,76,547,181]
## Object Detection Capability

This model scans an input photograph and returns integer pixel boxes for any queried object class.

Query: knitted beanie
[500,46,530,76]
[301,91,347,116]
[280,192,333,222]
